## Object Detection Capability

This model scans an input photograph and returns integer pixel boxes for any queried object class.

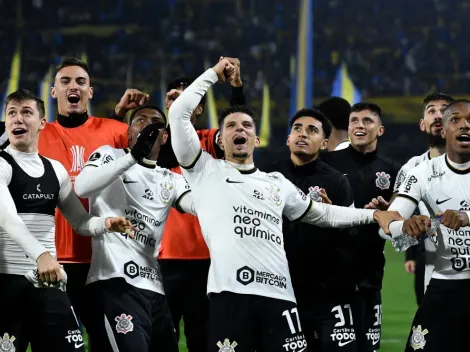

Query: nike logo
[226,178,244,184]
[75,342,84,349]
[338,340,354,347]
[123,178,138,184]
[436,198,451,205]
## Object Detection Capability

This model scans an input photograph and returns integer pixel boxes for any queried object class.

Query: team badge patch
[88,152,101,162]
[115,314,134,334]
[0,333,16,352]
[375,172,391,190]
[410,325,428,350]
[159,182,173,204]
[217,338,238,352]
[267,185,282,206]
[307,186,322,202]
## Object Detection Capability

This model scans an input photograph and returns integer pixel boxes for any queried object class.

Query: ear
[320,138,328,150]
[161,130,168,145]
[286,135,291,146]
[377,125,385,137]
[39,118,47,131]
[195,105,203,116]
[419,119,425,132]
[255,136,261,148]
[126,127,132,141]
[50,86,57,99]
[89,86,93,100]
[441,126,446,139]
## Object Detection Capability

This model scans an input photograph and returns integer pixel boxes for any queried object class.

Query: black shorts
[404,278,470,352]
[83,278,178,352]
[297,296,357,352]
[208,291,307,352]
[0,273,85,352]
[351,288,381,351]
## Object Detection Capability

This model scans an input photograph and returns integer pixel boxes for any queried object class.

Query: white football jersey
[84,145,190,293]
[182,151,311,303]
[394,151,437,288]
[397,154,470,280]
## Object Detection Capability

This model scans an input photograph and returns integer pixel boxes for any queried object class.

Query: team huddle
[1,56,470,352]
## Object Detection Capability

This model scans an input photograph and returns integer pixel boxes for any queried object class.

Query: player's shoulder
[317,160,350,185]
[402,152,430,172]
[376,153,401,170]
[43,156,69,181]
[196,128,218,139]
[407,155,444,178]
[89,116,128,130]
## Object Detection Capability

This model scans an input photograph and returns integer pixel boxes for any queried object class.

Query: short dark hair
[351,102,382,120]
[443,99,470,122]
[5,89,45,119]
[290,108,332,138]
[55,57,89,77]
[317,97,351,131]
[422,92,454,117]
[129,104,167,126]
[167,77,206,108]
[218,105,257,129]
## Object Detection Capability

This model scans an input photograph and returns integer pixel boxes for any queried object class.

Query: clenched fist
[115,89,150,117]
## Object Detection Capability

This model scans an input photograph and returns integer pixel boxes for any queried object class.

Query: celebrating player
[385,99,470,351]
[74,105,195,352]
[0,89,133,352]
[168,59,402,352]
[264,108,358,351]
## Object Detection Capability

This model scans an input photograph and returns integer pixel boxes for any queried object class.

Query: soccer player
[318,97,351,151]
[158,57,245,352]
[38,57,148,327]
[74,105,194,352]
[392,93,454,305]
[321,102,402,351]
[168,59,402,352]
[385,99,470,351]
[0,120,8,148]
[264,108,358,351]
[0,89,132,352]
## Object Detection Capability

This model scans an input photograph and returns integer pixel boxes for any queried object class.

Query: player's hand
[404,260,416,274]
[318,188,332,205]
[130,123,162,161]
[105,216,135,238]
[365,196,389,210]
[437,210,469,230]
[373,210,405,234]
[165,89,183,110]
[212,58,236,83]
[219,56,242,87]
[115,89,150,117]
[402,215,431,238]
[36,252,63,284]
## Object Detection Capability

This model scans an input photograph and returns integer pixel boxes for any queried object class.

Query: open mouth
[12,128,26,136]
[457,134,470,143]
[234,137,247,145]
[67,94,80,104]
[433,122,443,128]
[354,131,366,137]
[296,140,308,146]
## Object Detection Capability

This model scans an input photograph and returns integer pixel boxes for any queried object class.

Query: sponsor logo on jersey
[216,338,238,352]
[102,154,113,164]
[143,189,154,200]
[427,170,445,181]
[403,175,418,193]
[460,200,470,211]
[267,185,282,206]
[307,186,322,202]
[64,329,84,349]
[115,314,134,334]
[159,181,173,204]
[69,145,85,172]
[366,327,381,346]
[410,325,428,350]
[283,335,307,352]
[0,333,16,352]
[232,205,282,245]
[124,260,161,282]
[88,152,101,162]
[236,265,287,289]
[23,183,55,200]
[294,186,308,202]
[375,171,391,190]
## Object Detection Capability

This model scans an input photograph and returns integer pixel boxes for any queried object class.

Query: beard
[427,131,445,148]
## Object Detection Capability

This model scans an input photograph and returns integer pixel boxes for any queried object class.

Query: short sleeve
[84,145,118,168]
[282,176,312,222]
[397,165,424,206]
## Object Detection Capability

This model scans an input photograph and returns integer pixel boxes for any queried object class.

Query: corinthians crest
[115,314,134,334]
[307,186,322,202]
[217,338,238,352]
[267,185,281,207]
[410,325,428,350]
[159,181,174,204]
[375,171,391,190]
[0,333,16,352]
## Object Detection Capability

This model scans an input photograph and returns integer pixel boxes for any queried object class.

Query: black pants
[414,257,425,306]
[208,291,307,352]
[159,259,210,352]
[83,278,178,352]
[351,289,381,351]
[0,273,85,352]
[62,263,90,325]
[297,295,357,352]
[404,278,470,352]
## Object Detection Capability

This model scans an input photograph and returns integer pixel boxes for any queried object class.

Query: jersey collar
[57,112,88,128]
[445,154,470,174]
[289,157,319,174]
[346,144,378,163]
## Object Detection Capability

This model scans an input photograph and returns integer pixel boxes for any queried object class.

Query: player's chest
[344,164,394,200]
[292,176,331,203]
[423,177,470,214]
